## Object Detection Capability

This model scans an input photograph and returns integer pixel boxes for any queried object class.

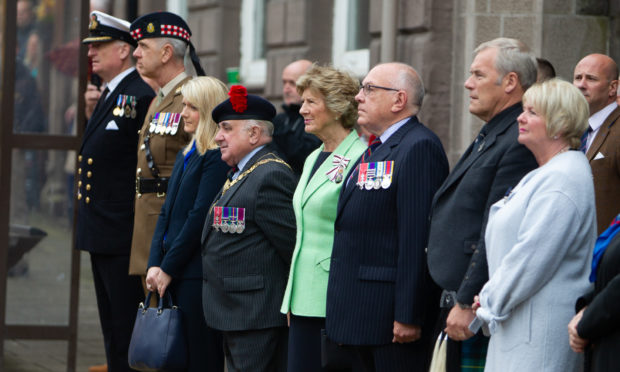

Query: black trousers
[168,278,224,372]
[223,326,288,372]
[288,315,353,372]
[90,253,144,372]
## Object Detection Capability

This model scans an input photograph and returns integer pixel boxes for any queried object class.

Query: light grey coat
[476,151,596,372]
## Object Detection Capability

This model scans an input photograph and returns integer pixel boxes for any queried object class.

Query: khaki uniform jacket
[587,106,620,234]
[129,76,192,275]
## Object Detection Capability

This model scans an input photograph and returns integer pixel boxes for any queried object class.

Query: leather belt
[143,134,161,178]
[136,176,169,196]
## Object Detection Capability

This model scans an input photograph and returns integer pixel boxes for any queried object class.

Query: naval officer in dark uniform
[76,11,155,372]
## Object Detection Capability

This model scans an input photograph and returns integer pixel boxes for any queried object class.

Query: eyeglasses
[359,83,400,96]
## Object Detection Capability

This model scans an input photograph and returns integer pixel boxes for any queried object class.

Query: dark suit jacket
[76,69,155,254]
[325,117,449,345]
[586,106,620,234]
[576,231,620,372]
[147,147,228,279]
[427,103,538,305]
[201,147,296,332]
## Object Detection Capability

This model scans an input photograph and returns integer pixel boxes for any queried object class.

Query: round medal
[124,106,131,117]
[221,223,229,233]
[236,224,245,234]
[113,107,121,116]
[365,179,373,190]
[381,177,391,189]
[131,109,137,119]
[373,178,381,189]
[334,173,343,183]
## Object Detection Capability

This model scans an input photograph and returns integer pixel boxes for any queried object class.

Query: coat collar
[586,105,620,161]
[433,102,522,201]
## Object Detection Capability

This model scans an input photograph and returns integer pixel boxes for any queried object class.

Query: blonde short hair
[181,77,228,155]
[296,64,359,129]
[522,78,590,149]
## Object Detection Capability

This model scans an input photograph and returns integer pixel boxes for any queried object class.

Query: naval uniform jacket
[76,69,154,254]
[201,147,296,331]
[427,103,538,306]
[129,76,192,275]
[325,117,449,345]
[586,106,620,234]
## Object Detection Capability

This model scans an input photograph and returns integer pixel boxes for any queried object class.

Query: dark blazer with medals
[148,147,228,279]
[201,147,296,331]
[427,103,538,305]
[586,106,620,234]
[76,69,154,254]
[129,75,192,275]
[325,117,448,348]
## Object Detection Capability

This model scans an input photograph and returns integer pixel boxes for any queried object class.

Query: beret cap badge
[146,22,155,33]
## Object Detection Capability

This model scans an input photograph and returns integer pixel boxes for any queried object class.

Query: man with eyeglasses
[427,38,538,371]
[325,62,449,371]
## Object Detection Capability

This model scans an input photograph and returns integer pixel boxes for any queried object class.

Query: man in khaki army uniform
[128,11,205,280]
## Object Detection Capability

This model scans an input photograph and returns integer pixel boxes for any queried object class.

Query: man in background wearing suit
[128,11,205,282]
[201,86,296,372]
[272,59,321,177]
[573,53,620,233]
[325,62,449,371]
[427,38,538,371]
[76,11,154,372]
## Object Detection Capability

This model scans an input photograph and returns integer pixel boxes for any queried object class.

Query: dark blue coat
[326,117,449,345]
[148,147,228,279]
[76,69,154,254]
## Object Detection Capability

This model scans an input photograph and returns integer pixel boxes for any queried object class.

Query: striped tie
[362,137,382,162]
[579,126,592,153]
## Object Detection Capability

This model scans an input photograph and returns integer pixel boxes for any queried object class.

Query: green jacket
[280,131,366,316]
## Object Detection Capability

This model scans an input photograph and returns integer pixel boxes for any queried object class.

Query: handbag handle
[139,291,178,314]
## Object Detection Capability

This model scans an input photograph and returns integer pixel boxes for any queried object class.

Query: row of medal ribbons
[113,94,138,118]
[357,160,394,190]
[149,112,182,135]
[212,206,246,234]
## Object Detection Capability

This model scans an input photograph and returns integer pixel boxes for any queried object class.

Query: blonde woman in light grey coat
[471,79,597,372]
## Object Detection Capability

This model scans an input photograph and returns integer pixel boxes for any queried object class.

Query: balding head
[573,53,619,115]
[282,59,313,105]
[355,62,424,136]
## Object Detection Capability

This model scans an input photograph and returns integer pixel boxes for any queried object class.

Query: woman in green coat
[280,65,365,371]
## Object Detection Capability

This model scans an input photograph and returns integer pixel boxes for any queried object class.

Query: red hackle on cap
[229,85,248,113]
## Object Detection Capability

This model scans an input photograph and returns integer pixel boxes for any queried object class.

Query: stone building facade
[131,0,620,164]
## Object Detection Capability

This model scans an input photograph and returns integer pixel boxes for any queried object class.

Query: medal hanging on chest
[381,160,394,189]
[149,112,159,133]
[221,207,230,233]
[236,208,245,233]
[170,113,181,135]
[113,95,123,116]
[212,206,222,231]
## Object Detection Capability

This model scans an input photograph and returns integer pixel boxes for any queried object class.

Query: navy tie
[579,126,592,153]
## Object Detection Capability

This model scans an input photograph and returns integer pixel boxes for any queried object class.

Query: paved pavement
[2,212,106,372]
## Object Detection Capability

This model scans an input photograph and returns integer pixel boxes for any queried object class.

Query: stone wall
[172,0,617,165]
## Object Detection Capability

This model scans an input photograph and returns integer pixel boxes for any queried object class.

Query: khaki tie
[156,90,165,105]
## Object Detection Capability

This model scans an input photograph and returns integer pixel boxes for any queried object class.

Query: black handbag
[320,328,354,369]
[128,291,188,372]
